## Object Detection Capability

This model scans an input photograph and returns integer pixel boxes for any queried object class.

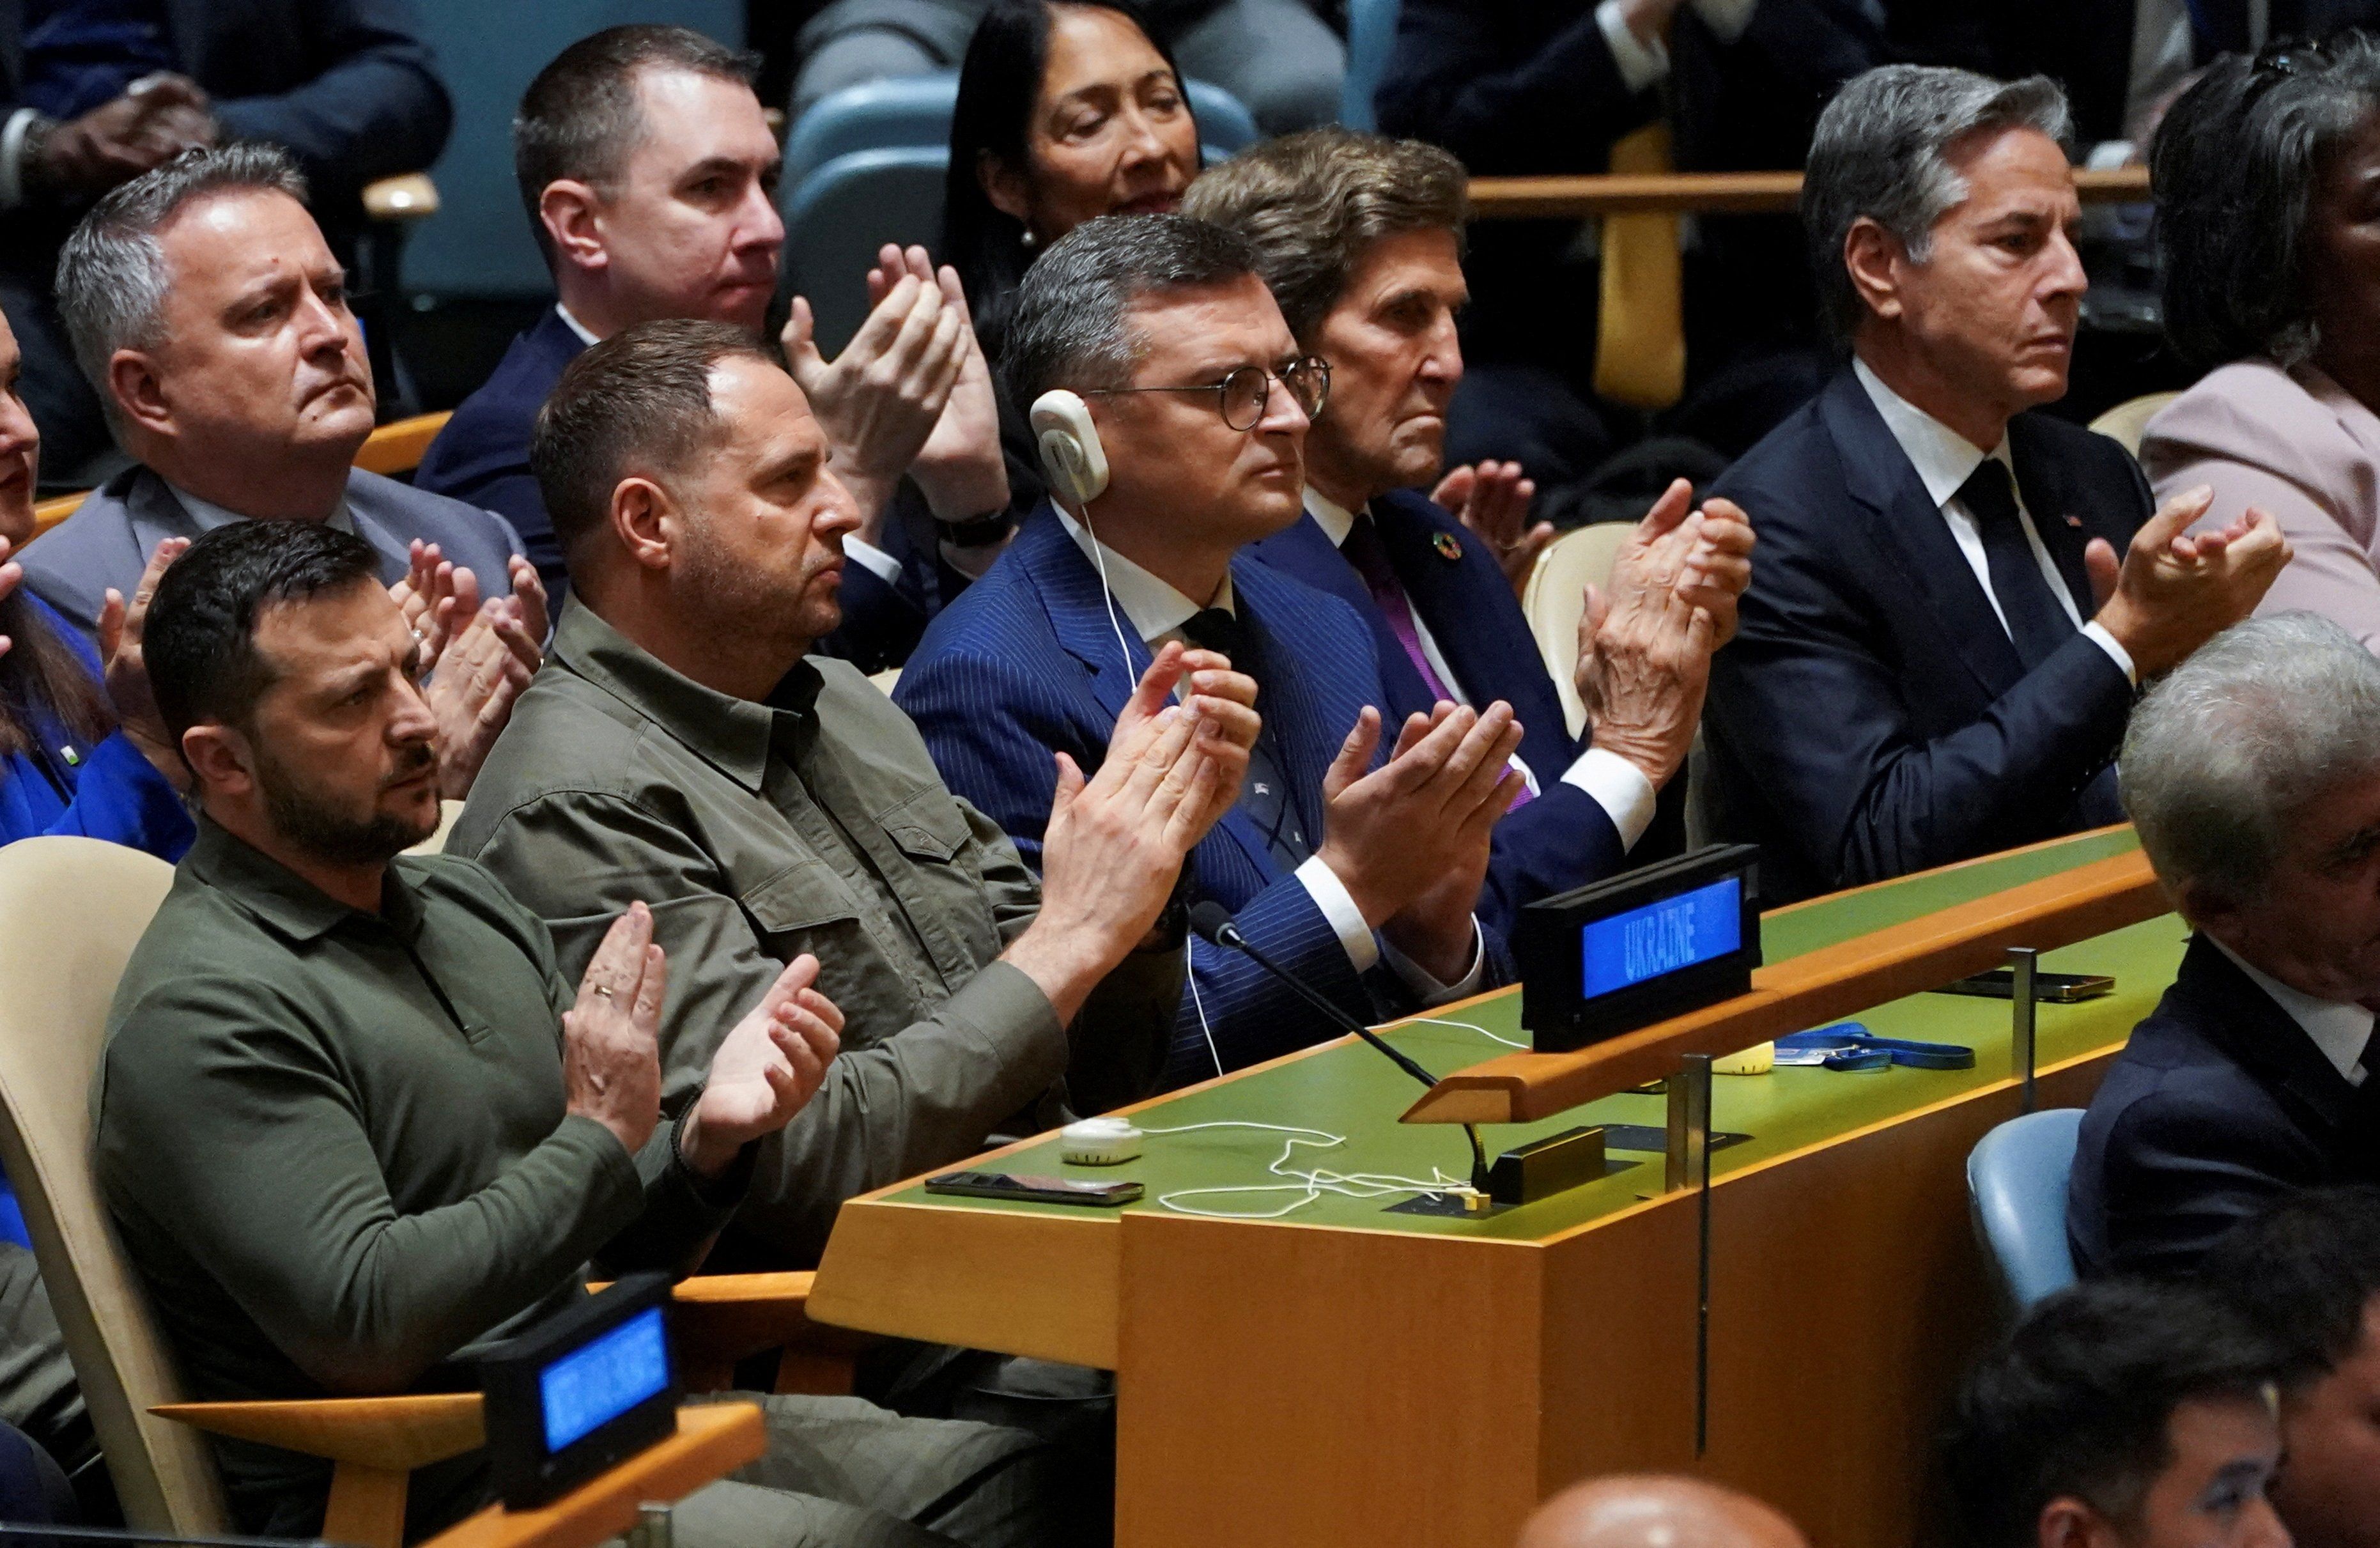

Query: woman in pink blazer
[2140,37,2380,649]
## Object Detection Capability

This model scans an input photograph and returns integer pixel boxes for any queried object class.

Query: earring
[1020,228,1037,251]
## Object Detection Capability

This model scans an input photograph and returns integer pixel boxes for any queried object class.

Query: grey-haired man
[20,145,534,655]
[1701,64,2289,903]
[2073,613,2380,1278]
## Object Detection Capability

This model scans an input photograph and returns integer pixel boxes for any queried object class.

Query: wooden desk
[1468,164,2154,219]
[420,1404,763,1548]
[811,829,2174,1548]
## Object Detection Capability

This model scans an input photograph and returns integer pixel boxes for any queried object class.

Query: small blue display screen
[1580,876,1742,998]
[539,1304,670,1454]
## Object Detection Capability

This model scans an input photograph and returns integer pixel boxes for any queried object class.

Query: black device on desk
[481,1271,677,1510]
[1935,968,2115,1002]
[1515,845,1763,1053]
[925,1171,1144,1207]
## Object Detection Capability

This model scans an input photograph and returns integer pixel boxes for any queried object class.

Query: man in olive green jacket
[102,517,1223,1543]
[452,321,1258,1264]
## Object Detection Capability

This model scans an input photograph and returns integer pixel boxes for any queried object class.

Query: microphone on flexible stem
[1188,901,1492,1199]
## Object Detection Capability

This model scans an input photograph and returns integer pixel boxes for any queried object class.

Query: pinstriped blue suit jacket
[1248,488,1630,934]
[898,504,1503,1087]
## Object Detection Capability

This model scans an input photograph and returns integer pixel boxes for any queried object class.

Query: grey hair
[1803,65,2073,347]
[55,143,309,422]
[1000,213,1263,410]
[2121,612,2380,908]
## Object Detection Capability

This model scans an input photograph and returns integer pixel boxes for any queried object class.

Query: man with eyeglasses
[899,215,1524,1087]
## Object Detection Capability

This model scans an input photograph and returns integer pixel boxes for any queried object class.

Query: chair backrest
[0,838,224,1534]
[403,1,746,298]
[1966,1107,2086,1313]
[784,147,955,357]
[1593,123,1687,412]
[1340,0,1401,132]
[780,72,1257,352]
[2087,391,2181,459]
[787,71,1258,188]
[1520,523,1634,738]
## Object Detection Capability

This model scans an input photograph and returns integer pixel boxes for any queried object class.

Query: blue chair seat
[1967,1107,2086,1312]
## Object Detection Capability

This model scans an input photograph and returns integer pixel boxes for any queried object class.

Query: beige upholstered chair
[1520,523,1634,738]
[0,836,484,1547]
[2087,391,2181,458]
[0,837,853,1547]
[406,799,466,856]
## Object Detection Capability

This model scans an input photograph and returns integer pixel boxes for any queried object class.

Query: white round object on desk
[1060,1117,1145,1165]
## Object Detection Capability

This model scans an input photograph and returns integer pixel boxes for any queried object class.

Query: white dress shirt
[1055,507,1484,1002]
[1304,488,1658,852]
[164,481,356,538]
[1851,357,2137,685]
[2211,938,2374,1088]
[1596,0,1759,95]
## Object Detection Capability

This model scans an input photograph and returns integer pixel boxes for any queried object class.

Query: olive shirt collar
[546,598,824,795]
[183,812,426,947]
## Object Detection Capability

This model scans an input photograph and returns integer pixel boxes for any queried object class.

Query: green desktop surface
[889,829,2174,1242]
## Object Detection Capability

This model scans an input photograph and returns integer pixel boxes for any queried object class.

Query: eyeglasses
[1085,355,1331,431]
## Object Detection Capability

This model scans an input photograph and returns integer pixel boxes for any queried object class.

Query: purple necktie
[1341,513,1533,809]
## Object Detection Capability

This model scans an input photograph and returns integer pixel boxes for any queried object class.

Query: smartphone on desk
[1934,968,2114,1003]
[925,1171,1144,1207]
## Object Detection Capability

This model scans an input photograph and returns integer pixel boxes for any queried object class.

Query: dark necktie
[1958,459,2076,672]
[1175,607,1309,873]
[1179,607,1242,662]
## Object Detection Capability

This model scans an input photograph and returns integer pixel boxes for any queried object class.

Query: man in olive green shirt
[99,518,1089,1545]
[453,320,1257,1264]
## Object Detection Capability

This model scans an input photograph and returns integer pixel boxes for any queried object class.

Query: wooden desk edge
[420,1404,763,1548]
[1467,166,2151,219]
[1403,849,2166,1126]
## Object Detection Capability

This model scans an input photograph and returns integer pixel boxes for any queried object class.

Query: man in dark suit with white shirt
[2071,614,2380,1278]
[1185,126,1754,927]
[418,25,1008,667]
[1704,64,2288,903]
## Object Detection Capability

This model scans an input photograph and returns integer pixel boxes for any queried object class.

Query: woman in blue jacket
[0,306,190,860]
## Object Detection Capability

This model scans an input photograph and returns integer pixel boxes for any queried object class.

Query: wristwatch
[937,508,1016,549]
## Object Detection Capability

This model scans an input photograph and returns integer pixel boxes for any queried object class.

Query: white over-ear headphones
[1030,389,1109,506]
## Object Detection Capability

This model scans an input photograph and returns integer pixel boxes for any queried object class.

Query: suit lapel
[2188,938,2370,1145]
[1820,371,2023,700]
[1249,511,1437,723]
[1015,507,1283,879]
[1013,506,1146,731]
[1234,557,1377,851]
[1373,488,1580,765]
[2007,415,2100,621]
[124,468,201,554]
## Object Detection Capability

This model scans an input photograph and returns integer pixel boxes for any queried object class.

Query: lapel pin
[59,746,79,767]
[1432,531,1463,562]
[2064,514,2082,528]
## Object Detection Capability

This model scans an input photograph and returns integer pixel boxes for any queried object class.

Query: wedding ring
[594,986,615,1000]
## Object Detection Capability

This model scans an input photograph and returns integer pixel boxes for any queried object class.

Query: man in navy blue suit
[1186,127,1755,933]
[1704,65,2288,904]
[900,215,1533,1087]
[418,26,1010,666]
[2071,615,2380,1280]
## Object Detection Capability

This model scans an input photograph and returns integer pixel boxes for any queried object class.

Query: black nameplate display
[1515,845,1763,1053]
[482,1272,678,1510]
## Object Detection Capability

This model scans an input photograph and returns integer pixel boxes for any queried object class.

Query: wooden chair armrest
[153,1392,484,1471]
[355,410,452,477]
[363,173,440,222]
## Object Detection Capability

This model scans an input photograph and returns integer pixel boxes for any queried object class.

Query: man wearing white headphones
[899,215,1526,1088]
